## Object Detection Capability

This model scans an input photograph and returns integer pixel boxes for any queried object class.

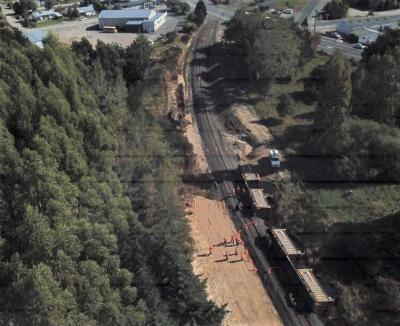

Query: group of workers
[206,226,275,276]
[207,230,251,262]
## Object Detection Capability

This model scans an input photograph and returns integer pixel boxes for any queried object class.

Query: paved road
[295,0,330,25]
[316,14,400,31]
[185,0,234,20]
[318,36,363,60]
[188,16,323,326]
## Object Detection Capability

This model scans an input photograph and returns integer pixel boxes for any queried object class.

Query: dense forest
[0,25,225,325]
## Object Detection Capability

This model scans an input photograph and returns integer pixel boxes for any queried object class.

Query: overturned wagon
[296,268,333,313]
[249,188,270,217]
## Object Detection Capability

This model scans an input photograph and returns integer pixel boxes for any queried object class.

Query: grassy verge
[35,19,64,27]
[274,0,310,11]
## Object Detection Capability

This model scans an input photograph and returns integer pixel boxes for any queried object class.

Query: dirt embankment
[164,35,209,173]
[188,196,283,326]
[230,105,273,146]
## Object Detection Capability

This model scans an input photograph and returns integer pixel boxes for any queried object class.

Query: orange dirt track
[189,196,282,326]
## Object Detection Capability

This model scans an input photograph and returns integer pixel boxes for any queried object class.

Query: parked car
[270,149,281,168]
[326,31,342,40]
[354,42,365,49]
[282,8,293,14]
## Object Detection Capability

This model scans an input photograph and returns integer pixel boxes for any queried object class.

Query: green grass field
[308,184,400,224]
[35,19,64,27]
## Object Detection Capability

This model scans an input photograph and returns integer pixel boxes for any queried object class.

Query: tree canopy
[13,0,37,15]
[194,0,207,25]
[314,50,352,134]
[323,0,348,19]
[0,29,225,325]
[224,11,310,80]
[311,33,400,182]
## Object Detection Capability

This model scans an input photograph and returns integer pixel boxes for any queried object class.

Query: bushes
[276,94,293,119]
[166,0,190,15]
[331,118,400,181]
[182,22,197,34]
[180,34,190,43]
[166,31,177,43]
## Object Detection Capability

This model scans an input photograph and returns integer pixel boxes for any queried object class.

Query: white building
[78,5,96,17]
[32,10,62,21]
[98,9,167,32]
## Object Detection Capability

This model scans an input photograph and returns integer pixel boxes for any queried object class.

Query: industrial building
[98,9,167,32]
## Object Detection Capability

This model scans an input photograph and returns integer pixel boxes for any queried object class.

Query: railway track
[188,16,315,326]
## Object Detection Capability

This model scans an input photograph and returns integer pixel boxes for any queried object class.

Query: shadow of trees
[190,42,269,114]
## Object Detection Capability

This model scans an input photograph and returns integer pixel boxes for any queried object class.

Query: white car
[282,8,293,14]
[354,43,365,49]
[270,149,281,168]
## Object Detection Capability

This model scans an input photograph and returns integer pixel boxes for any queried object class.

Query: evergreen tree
[276,94,293,119]
[353,47,400,126]
[13,0,37,16]
[314,50,352,135]
[194,0,207,25]
[0,27,224,326]
[323,0,348,19]
[44,0,57,10]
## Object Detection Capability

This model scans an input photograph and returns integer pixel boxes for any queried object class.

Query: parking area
[55,14,183,46]
[1,5,185,47]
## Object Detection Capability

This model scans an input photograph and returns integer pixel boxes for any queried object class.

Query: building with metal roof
[32,10,63,21]
[98,8,166,32]
[296,268,333,313]
[78,5,96,16]
[270,229,303,257]
[336,19,397,44]
[249,188,270,210]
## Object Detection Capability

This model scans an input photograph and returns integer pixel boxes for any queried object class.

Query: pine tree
[276,94,293,119]
[314,50,352,134]
[194,0,207,25]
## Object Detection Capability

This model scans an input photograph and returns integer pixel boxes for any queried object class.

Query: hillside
[0,26,225,325]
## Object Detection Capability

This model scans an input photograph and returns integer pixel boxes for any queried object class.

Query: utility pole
[313,9,319,34]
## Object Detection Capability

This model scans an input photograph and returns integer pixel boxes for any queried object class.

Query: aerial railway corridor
[188,16,316,326]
